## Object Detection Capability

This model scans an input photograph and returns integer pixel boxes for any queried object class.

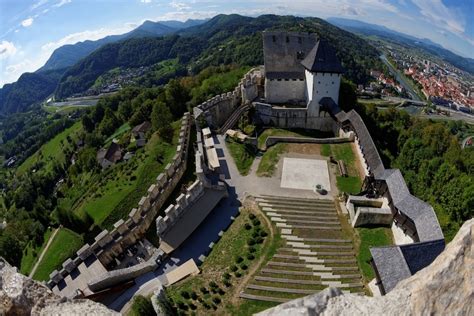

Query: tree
[130,295,155,316]
[151,101,174,142]
[0,231,23,267]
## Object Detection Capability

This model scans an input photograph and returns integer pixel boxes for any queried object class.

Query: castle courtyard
[280,158,331,191]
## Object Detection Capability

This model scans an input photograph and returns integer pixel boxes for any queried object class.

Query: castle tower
[301,40,344,116]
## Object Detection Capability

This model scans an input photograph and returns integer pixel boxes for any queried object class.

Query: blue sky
[0,0,473,87]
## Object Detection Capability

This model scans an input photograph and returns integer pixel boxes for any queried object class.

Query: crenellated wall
[193,68,262,129]
[47,113,192,291]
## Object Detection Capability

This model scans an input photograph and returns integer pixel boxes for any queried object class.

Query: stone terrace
[240,195,364,303]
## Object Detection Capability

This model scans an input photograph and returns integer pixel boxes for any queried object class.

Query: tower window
[296,51,305,60]
[272,35,276,42]
[286,36,289,43]
[332,81,335,84]
[318,81,321,84]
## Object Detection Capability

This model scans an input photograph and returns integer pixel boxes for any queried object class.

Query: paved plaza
[281,158,330,191]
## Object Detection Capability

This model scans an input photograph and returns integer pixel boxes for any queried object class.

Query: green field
[336,176,362,194]
[356,227,393,282]
[226,139,257,176]
[257,128,333,149]
[257,144,287,177]
[32,228,83,281]
[327,143,363,194]
[20,228,54,276]
[16,121,82,175]
[72,120,181,228]
[104,122,130,146]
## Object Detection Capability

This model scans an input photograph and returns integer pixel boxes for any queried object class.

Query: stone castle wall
[255,102,339,132]
[194,68,261,129]
[47,113,192,291]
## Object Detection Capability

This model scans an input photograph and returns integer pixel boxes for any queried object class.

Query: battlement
[48,113,192,293]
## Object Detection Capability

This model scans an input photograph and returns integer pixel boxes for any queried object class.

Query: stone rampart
[87,249,163,292]
[255,102,338,132]
[264,135,351,149]
[194,68,262,129]
[47,113,192,291]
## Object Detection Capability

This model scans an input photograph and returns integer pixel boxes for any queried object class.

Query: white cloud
[53,0,72,8]
[411,0,465,35]
[140,0,152,3]
[41,25,135,53]
[0,41,17,59]
[21,18,34,27]
[170,1,191,11]
[31,0,49,10]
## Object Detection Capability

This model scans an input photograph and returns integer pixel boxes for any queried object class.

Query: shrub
[230,265,238,272]
[235,256,243,264]
[244,223,252,230]
[177,301,188,310]
[180,291,190,299]
[240,263,248,270]
[248,246,256,253]
[223,280,232,287]
[218,288,225,295]
[189,303,197,310]
[209,281,218,289]
[203,302,211,309]
[190,291,198,300]
[252,218,261,226]
[247,238,256,246]
[212,297,221,305]
[248,213,256,220]
[260,230,268,237]
[247,253,255,260]
[130,295,155,316]
[223,272,231,279]
[252,231,260,238]
[255,236,264,244]
[200,286,208,294]
[235,271,242,277]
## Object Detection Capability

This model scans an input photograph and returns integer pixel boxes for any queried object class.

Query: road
[29,227,59,278]
[380,54,422,101]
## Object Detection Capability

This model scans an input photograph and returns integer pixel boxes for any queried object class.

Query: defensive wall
[47,113,192,292]
[264,134,353,149]
[193,67,261,129]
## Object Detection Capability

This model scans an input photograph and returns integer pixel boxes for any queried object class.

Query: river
[380,54,422,102]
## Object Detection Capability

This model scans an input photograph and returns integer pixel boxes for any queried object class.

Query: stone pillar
[50,270,63,283]
[156,173,167,188]
[113,219,128,235]
[77,244,92,261]
[129,208,141,223]
[156,216,167,235]
[164,204,176,222]
[148,184,159,200]
[62,258,76,273]
[95,230,113,248]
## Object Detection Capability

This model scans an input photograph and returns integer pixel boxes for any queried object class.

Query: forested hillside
[357,104,474,240]
[0,68,66,114]
[55,14,383,99]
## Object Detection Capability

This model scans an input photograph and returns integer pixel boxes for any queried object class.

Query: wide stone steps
[261,269,362,280]
[265,212,340,221]
[274,254,356,263]
[267,261,359,271]
[258,195,335,205]
[262,207,337,216]
[276,223,341,230]
[259,202,336,212]
[239,292,289,303]
[255,276,363,288]
[247,284,317,295]
[271,218,341,226]
[279,247,354,256]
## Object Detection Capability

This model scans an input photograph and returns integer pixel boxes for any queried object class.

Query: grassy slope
[226,139,256,176]
[329,143,363,194]
[20,227,54,275]
[257,128,334,149]
[16,121,82,175]
[356,227,393,282]
[166,208,271,315]
[32,228,83,281]
[74,120,180,228]
[257,144,287,177]
[104,122,130,145]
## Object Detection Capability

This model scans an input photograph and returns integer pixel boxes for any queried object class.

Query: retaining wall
[264,135,352,149]
[47,113,192,290]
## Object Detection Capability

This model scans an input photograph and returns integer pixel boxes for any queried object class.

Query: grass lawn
[356,227,393,282]
[32,228,83,281]
[321,144,331,156]
[226,138,257,176]
[16,121,82,176]
[166,207,273,315]
[74,120,181,229]
[336,176,362,194]
[20,227,54,276]
[104,122,130,145]
[257,144,287,177]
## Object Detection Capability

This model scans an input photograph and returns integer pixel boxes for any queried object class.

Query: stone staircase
[240,195,364,303]
[218,104,250,134]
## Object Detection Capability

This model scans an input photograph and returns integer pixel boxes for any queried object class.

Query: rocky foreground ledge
[258,218,473,316]
[0,259,117,315]
[1,219,472,315]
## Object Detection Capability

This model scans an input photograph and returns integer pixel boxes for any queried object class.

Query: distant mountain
[55,14,383,98]
[327,17,474,75]
[0,19,206,114]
